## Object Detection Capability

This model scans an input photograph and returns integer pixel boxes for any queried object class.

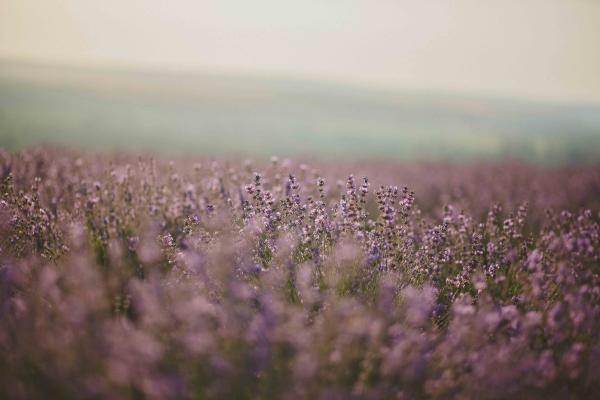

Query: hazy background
[1,0,599,161]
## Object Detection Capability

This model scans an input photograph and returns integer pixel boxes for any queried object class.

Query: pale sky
[1,0,599,104]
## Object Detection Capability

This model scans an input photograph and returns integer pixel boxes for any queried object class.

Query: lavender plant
[0,147,598,399]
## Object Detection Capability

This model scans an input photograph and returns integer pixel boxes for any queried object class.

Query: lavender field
[0,147,598,399]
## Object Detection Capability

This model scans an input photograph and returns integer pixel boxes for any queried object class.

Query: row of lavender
[0,148,599,399]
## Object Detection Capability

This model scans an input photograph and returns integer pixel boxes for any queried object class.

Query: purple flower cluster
[0,147,599,399]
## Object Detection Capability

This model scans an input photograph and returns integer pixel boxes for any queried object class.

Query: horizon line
[2,55,600,110]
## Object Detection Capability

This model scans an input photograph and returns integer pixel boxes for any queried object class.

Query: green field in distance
[1,61,599,163]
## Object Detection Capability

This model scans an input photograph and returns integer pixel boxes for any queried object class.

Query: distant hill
[1,60,599,163]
